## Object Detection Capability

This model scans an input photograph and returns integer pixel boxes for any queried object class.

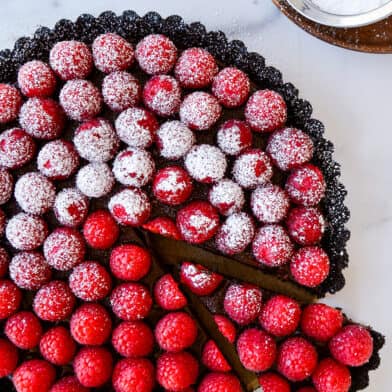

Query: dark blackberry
[120,10,140,39]
[162,15,189,47]
[75,14,104,43]
[53,19,77,41]
[204,31,228,63]
[227,40,248,69]
[350,367,370,391]
[97,11,122,34]
[256,65,283,87]
[12,37,47,65]
[304,118,325,138]
[143,11,163,33]
[186,22,207,47]
[290,98,313,125]
[372,331,386,352]
[0,49,16,82]
[34,27,56,50]
[277,82,299,104]
[245,52,265,80]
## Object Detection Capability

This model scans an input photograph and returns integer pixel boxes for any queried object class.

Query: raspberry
[50,41,93,80]
[329,325,374,367]
[209,179,245,216]
[154,273,187,310]
[136,34,177,75]
[143,75,181,117]
[237,328,276,372]
[110,282,152,321]
[175,47,218,88]
[112,321,154,357]
[0,209,5,236]
[13,359,55,392]
[259,295,301,337]
[245,90,287,133]
[33,280,76,322]
[10,251,52,290]
[301,303,343,342]
[290,246,330,287]
[216,119,253,156]
[0,338,18,377]
[54,188,89,227]
[83,210,119,249]
[50,376,89,392]
[18,60,57,97]
[214,315,237,342]
[76,163,115,198]
[113,358,155,392]
[224,283,262,325]
[39,326,76,365]
[153,166,193,205]
[258,373,290,392]
[312,358,351,392]
[74,347,113,388]
[277,337,318,381]
[198,373,242,392]
[142,217,182,240]
[156,351,199,391]
[0,167,13,205]
[19,98,65,140]
[69,261,112,301]
[5,311,42,349]
[0,280,22,319]
[92,33,134,73]
[0,248,9,278]
[212,67,250,108]
[0,84,22,124]
[252,225,294,267]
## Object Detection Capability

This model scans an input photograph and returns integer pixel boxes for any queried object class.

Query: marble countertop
[0,0,390,390]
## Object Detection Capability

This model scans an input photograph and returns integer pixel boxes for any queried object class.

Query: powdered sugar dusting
[209,179,245,216]
[76,163,115,198]
[217,120,252,156]
[54,188,89,227]
[0,84,22,124]
[0,168,13,205]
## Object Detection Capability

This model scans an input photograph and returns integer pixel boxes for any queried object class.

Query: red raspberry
[113,358,155,392]
[277,337,318,381]
[50,376,89,392]
[13,359,55,392]
[50,40,93,80]
[54,188,89,227]
[0,338,18,377]
[157,351,199,391]
[237,328,276,372]
[216,119,252,156]
[18,60,57,97]
[33,280,76,322]
[112,320,154,357]
[214,315,237,341]
[154,273,187,310]
[175,47,218,88]
[259,295,301,337]
[301,303,343,342]
[143,75,181,117]
[69,261,112,301]
[198,373,242,392]
[0,167,13,205]
[245,89,287,133]
[0,248,9,278]
[0,280,22,319]
[258,373,290,392]
[329,325,373,367]
[76,162,115,198]
[39,326,76,365]
[0,84,22,124]
[142,217,182,240]
[74,347,113,388]
[136,34,177,75]
[291,246,330,287]
[20,98,65,140]
[209,179,245,216]
[224,283,262,325]
[312,358,351,392]
[92,33,134,73]
[110,244,151,281]
[5,311,42,349]
[252,225,293,267]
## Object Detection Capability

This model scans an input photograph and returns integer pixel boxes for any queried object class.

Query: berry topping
[0,209,4,236]
[0,168,13,205]
[142,216,182,240]
[258,373,290,392]
[0,338,18,377]
[83,210,119,249]
[198,373,242,392]
[13,359,55,392]
[0,280,22,319]
[76,162,115,198]
[209,179,245,216]
[216,119,253,156]
[154,273,187,310]
[312,358,352,392]
[214,315,237,342]
[50,376,89,392]
[0,248,9,278]
[54,188,89,227]
[0,84,22,124]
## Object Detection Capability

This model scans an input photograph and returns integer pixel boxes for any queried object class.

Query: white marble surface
[0,0,391,390]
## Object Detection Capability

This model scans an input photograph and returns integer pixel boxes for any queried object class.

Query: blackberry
[162,15,189,47]
[256,65,283,87]
[53,19,77,41]
[98,11,122,34]
[290,98,313,125]
[246,52,265,78]
[227,40,248,69]
[75,14,103,44]
[186,22,207,47]
[320,271,345,295]
[304,118,325,138]
[277,82,299,104]
[12,37,47,65]
[143,11,163,33]
[204,31,228,63]
[34,27,56,51]
[0,50,16,83]
[350,367,370,391]
[120,10,140,39]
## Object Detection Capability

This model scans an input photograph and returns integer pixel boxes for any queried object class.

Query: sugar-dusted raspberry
[277,337,318,381]
[180,92,221,131]
[111,282,152,321]
[15,172,56,215]
[212,67,250,108]
[312,358,351,392]
[0,209,5,236]
[0,248,9,277]
[112,321,154,357]
[109,188,151,226]
[232,149,273,189]
[50,376,89,392]
[217,119,252,156]
[157,351,199,391]
[33,280,76,322]
[198,373,242,392]
[19,98,65,140]
[113,147,155,187]
[142,216,182,240]
[252,225,293,267]
[143,75,181,117]
[0,84,22,124]
[176,201,220,244]
[259,295,301,337]
[74,347,113,388]
[209,179,245,216]
[92,33,134,73]
[50,40,93,80]
[301,303,343,342]
[0,128,36,169]
[237,328,276,372]
[18,60,57,98]
[6,213,48,250]
[245,90,287,133]
[0,338,18,377]
[60,79,102,121]
[330,325,373,367]
[102,71,141,112]
[291,246,330,287]
[175,47,218,88]
[115,107,158,148]
[286,164,326,206]
[76,163,115,198]
[154,273,187,311]
[10,251,52,290]
[258,373,290,392]
[0,168,13,205]
[216,212,255,255]
[5,311,43,349]
[13,359,55,392]
[0,280,22,319]
[39,326,76,365]
[69,261,112,301]
[224,283,262,325]
[54,188,89,227]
